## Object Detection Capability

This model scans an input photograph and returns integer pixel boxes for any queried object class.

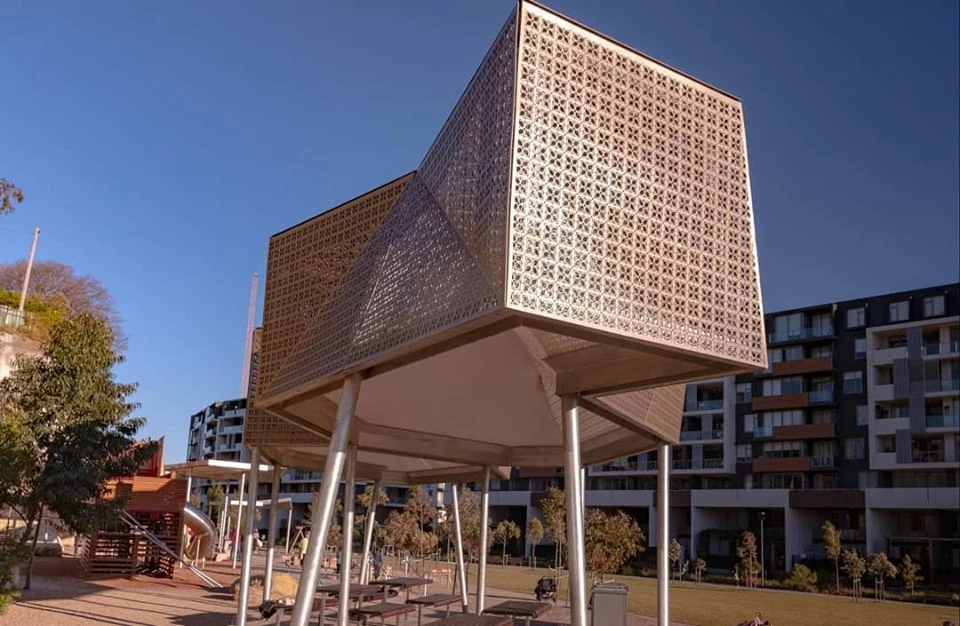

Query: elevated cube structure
[248,1,765,467]
[242,3,766,625]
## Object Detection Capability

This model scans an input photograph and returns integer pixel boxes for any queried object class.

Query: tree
[207,483,225,521]
[456,487,485,564]
[401,486,438,575]
[356,484,388,529]
[867,552,897,601]
[0,313,156,589]
[694,557,707,583]
[539,487,566,576]
[0,260,124,349]
[736,531,760,589]
[493,520,521,566]
[669,538,682,580]
[0,178,23,215]
[821,521,842,593]
[584,509,644,582]
[527,518,544,568]
[785,563,818,592]
[841,549,866,600]
[899,554,922,596]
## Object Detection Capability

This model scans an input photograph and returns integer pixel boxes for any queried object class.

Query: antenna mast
[241,273,259,398]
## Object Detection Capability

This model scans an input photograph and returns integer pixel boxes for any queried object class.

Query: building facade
[488,283,960,579]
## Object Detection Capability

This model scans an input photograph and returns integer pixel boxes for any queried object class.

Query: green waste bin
[589,582,628,626]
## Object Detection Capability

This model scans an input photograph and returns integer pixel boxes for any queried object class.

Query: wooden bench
[481,599,552,626]
[350,602,416,625]
[406,594,461,626]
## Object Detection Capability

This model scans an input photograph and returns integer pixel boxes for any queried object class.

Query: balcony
[684,399,724,412]
[754,425,774,439]
[808,389,834,404]
[768,325,834,345]
[811,456,836,469]
[752,456,812,473]
[679,430,703,442]
[703,458,724,469]
[773,422,836,441]
[752,392,809,411]
[923,340,960,357]
[925,414,960,429]
[911,450,946,463]
[673,459,693,470]
[770,357,834,377]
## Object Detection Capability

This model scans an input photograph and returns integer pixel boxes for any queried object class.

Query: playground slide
[182,502,218,559]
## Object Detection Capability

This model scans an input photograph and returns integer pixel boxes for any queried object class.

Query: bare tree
[0,260,125,348]
[0,178,23,215]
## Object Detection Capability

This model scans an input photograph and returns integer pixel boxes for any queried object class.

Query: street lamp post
[759,511,766,588]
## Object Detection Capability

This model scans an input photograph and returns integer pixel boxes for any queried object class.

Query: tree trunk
[502,543,507,567]
[835,558,840,593]
[24,510,43,590]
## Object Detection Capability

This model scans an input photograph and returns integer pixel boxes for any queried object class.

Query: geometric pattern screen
[248,1,765,444]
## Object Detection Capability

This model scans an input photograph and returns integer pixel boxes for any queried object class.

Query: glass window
[811,312,832,336]
[923,296,945,318]
[743,413,756,432]
[843,371,863,394]
[877,435,895,453]
[785,346,804,361]
[736,444,753,462]
[844,438,865,460]
[810,345,833,358]
[856,405,868,426]
[889,301,909,323]
[854,338,866,359]
[811,409,834,424]
[736,383,752,403]
[847,307,865,328]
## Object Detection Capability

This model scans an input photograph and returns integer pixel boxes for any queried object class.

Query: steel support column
[236,448,261,626]
[477,466,491,613]
[562,396,587,626]
[232,472,246,569]
[337,445,358,626]
[263,464,282,602]
[359,480,381,584]
[289,373,362,626]
[451,483,469,613]
[657,443,670,626]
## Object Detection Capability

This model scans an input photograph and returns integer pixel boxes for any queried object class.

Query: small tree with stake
[584,509,644,583]
[526,518,544,568]
[899,554,922,597]
[737,531,760,589]
[539,488,566,589]
[868,552,897,602]
[669,538,682,580]
[694,557,707,583]
[822,520,842,593]
[841,549,866,601]
[493,520,520,566]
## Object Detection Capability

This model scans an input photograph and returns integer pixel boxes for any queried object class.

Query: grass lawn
[480,565,958,626]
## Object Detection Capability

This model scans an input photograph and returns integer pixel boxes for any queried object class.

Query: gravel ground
[1,555,688,626]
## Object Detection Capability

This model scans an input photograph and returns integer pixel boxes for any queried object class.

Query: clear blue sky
[2,1,958,461]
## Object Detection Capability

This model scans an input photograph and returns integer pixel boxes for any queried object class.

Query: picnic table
[405,593,461,626]
[481,599,552,626]
[423,615,512,626]
[376,577,433,603]
[315,583,384,624]
[349,602,416,626]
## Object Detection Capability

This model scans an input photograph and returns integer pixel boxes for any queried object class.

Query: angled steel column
[181,474,193,565]
[451,483,469,613]
[236,448,261,626]
[223,497,231,553]
[289,373,362,626]
[337,445,358,626]
[263,464,282,602]
[477,466,491,613]
[232,472,246,569]
[359,479,381,584]
[657,443,670,626]
[562,396,587,626]
[285,508,292,554]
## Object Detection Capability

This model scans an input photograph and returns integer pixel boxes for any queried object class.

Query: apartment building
[487,283,960,580]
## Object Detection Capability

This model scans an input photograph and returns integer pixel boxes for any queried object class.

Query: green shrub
[784,564,818,592]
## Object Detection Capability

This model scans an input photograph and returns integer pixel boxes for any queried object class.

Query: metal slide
[182,502,218,560]
[118,510,223,588]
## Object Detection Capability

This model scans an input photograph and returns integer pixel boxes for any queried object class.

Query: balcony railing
[910,378,960,393]
[710,428,724,440]
[685,399,724,412]
[809,389,834,403]
[645,459,658,470]
[925,414,960,429]
[754,425,773,439]
[768,325,833,344]
[673,459,693,470]
[811,456,835,468]
[912,450,946,463]
[679,431,703,442]
[703,458,724,469]
[923,340,960,356]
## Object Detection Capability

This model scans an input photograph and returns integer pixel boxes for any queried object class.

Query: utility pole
[240,273,259,398]
[17,227,40,315]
